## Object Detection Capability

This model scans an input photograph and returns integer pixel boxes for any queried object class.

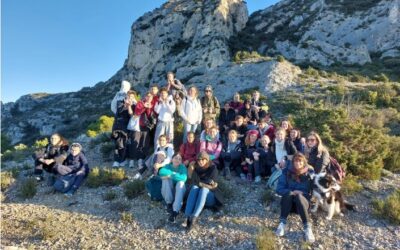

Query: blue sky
[1,0,279,103]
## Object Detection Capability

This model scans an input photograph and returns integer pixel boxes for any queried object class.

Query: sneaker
[166,204,173,215]
[240,173,246,180]
[129,160,135,168]
[247,173,253,182]
[254,175,261,183]
[168,211,178,223]
[64,190,74,198]
[35,175,44,182]
[186,216,197,231]
[275,222,286,237]
[304,226,315,243]
[112,161,120,168]
[119,161,127,168]
[133,173,142,180]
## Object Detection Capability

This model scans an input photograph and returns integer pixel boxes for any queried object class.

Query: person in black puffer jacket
[33,133,69,182]
[305,131,330,174]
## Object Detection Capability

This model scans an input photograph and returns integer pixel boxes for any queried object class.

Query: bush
[233,51,262,63]
[33,138,48,149]
[256,228,277,250]
[103,190,118,201]
[384,137,400,173]
[1,134,12,153]
[86,167,126,188]
[341,175,362,195]
[304,66,319,78]
[1,171,14,191]
[276,55,285,63]
[123,180,145,199]
[14,143,28,151]
[100,142,114,160]
[120,212,134,223]
[261,189,275,205]
[18,178,37,199]
[109,201,131,212]
[217,178,233,200]
[372,189,400,225]
[86,115,114,137]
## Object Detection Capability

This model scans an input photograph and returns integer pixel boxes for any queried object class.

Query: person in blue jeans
[184,151,223,231]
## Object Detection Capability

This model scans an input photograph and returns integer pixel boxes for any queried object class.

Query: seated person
[240,130,260,182]
[184,152,223,231]
[270,128,297,172]
[200,126,222,167]
[275,153,315,243]
[134,134,174,180]
[229,115,248,143]
[229,92,243,114]
[200,117,220,142]
[238,99,259,130]
[179,132,200,167]
[253,135,276,178]
[54,143,89,197]
[289,129,305,154]
[33,133,69,182]
[219,129,243,180]
[158,153,188,223]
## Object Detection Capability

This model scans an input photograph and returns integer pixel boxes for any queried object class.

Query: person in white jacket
[179,86,202,142]
[154,87,176,146]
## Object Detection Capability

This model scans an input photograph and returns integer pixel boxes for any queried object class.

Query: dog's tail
[344,200,356,211]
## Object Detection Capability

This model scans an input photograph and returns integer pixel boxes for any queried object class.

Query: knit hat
[197,151,210,161]
[247,130,259,137]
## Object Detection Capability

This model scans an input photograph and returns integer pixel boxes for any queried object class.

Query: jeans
[280,193,310,226]
[185,185,216,217]
[154,121,174,146]
[161,179,186,213]
[71,167,89,192]
[183,123,198,143]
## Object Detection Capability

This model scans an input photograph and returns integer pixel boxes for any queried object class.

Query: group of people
[33,72,332,242]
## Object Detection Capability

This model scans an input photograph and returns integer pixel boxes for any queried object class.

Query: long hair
[50,133,69,146]
[305,131,327,158]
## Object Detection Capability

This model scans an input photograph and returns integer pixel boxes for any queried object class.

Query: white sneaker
[304,226,315,243]
[112,161,120,168]
[275,222,286,237]
[119,161,127,168]
[254,176,261,183]
[129,160,135,168]
[133,173,142,180]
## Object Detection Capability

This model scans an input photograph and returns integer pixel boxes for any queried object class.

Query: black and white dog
[311,172,355,220]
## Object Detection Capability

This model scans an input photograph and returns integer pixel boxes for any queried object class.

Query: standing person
[219,130,243,180]
[166,71,187,99]
[264,113,276,142]
[154,88,176,146]
[275,153,315,243]
[149,84,160,106]
[201,85,220,123]
[33,133,69,182]
[125,90,139,168]
[200,126,222,167]
[132,92,156,170]
[305,131,330,174]
[250,90,268,119]
[184,152,223,231]
[54,143,89,197]
[229,92,243,114]
[179,132,200,167]
[111,80,132,167]
[218,102,236,143]
[158,153,188,223]
[179,85,202,142]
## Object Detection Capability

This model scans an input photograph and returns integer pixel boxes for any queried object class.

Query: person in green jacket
[157,153,188,223]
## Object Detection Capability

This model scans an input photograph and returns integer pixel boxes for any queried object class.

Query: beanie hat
[197,151,210,161]
[247,130,259,137]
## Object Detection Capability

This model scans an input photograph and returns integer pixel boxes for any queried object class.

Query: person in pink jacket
[200,126,222,167]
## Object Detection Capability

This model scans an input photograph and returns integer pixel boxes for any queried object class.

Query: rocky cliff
[2,0,399,145]
[231,0,400,66]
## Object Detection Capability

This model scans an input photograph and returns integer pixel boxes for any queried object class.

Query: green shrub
[341,175,362,195]
[384,137,400,172]
[305,66,319,78]
[1,171,14,191]
[261,189,275,205]
[100,142,114,160]
[120,212,134,223]
[14,143,28,151]
[372,189,400,225]
[18,178,37,199]
[123,180,145,199]
[276,55,285,63]
[86,115,114,137]
[1,134,12,153]
[109,201,131,212]
[233,51,262,63]
[103,190,118,201]
[33,138,48,150]
[86,167,126,188]
[256,228,277,250]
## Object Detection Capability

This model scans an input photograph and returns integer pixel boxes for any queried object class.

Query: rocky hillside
[2,0,399,145]
[231,0,400,66]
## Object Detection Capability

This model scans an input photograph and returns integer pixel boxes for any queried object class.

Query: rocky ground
[1,158,400,250]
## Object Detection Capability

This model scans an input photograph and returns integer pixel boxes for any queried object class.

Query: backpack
[327,157,345,183]
[53,174,76,193]
[145,175,163,201]
[266,167,282,191]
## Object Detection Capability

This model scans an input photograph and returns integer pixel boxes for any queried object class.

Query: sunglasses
[205,90,212,92]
